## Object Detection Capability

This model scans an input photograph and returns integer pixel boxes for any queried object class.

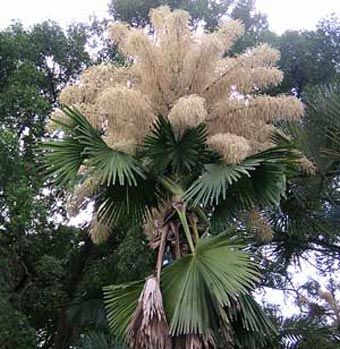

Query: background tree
[230,0,276,54]
[108,0,235,30]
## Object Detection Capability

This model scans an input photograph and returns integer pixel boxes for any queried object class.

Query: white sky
[256,0,340,33]
[0,0,339,33]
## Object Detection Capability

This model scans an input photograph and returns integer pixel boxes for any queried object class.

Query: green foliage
[264,85,340,268]
[0,294,37,349]
[109,0,234,30]
[0,19,132,349]
[230,0,274,55]
[95,175,160,226]
[232,295,277,348]
[104,280,144,343]
[143,116,218,175]
[43,107,145,187]
[275,17,340,94]
[186,145,298,224]
[104,235,276,346]
[185,160,260,206]
[161,235,259,336]
[0,20,91,142]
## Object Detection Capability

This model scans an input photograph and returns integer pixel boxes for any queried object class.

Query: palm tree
[42,6,304,348]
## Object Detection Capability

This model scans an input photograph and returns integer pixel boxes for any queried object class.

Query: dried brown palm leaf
[173,331,215,349]
[127,276,171,349]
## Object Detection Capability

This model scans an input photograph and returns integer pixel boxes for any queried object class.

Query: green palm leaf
[186,145,298,211]
[104,280,144,343]
[87,147,144,186]
[161,234,259,336]
[233,294,277,342]
[95,175,161,226]
[184,160,259,206]
[277,316,340,349]
[143,116,218,175]
[42,137,86,186]
[281,85,340,172]
[41,106,144,187]
[237,294,276,333]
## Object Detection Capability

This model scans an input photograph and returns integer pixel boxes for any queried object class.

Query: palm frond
[143,116,218,175]
[41,106,144,187]
[187,146,298,212]
[104,280,145,343]
[87,147,145,187]
[185,160,259,206]
[282,84,340,172]
[41,137,86,187]
[104,235,265,344]
[277,316,340,349]
[161,234,259,336]
[228,294,277,349]
[95,175,161,226]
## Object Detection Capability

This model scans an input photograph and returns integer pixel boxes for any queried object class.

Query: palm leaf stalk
[42,6,306,349]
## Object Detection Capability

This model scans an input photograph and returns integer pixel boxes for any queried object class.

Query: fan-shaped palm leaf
[184,160,259,206]
[161,235,259,337]
[95,175,162,226]
[186,145,298,211]
[41,107,144,187]
[143,116,218,175]
[229,294,277,348]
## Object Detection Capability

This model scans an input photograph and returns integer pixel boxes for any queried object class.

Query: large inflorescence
[56,5,303,161]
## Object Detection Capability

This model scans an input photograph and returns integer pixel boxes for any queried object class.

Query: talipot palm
[42,6,305,348]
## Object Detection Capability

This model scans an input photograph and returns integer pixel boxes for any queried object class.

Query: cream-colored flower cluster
[55,6,303,163]
[54,6,303,164]
[207,133,251,164]
[168,95,207,132]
